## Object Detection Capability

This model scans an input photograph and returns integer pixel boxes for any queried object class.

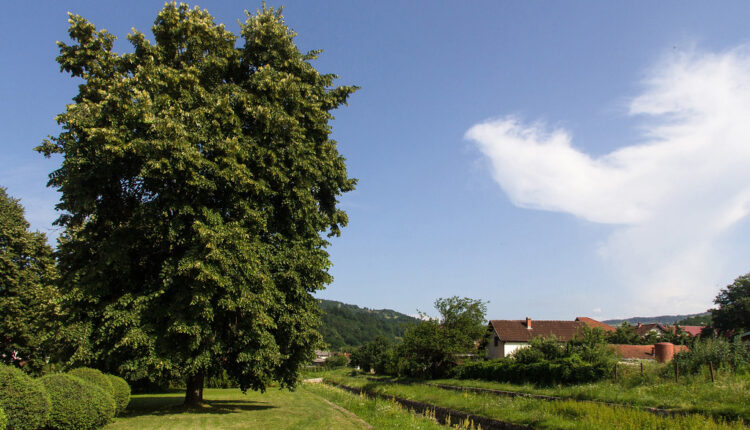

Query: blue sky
[3,1,750,320]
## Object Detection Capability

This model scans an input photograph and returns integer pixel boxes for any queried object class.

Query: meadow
[323,369,748,430]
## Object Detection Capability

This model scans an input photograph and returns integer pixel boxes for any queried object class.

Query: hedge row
[451,356,612,385]
[0,365,130,430]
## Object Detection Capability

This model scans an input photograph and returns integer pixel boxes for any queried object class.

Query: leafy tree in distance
[0,188,61,373]
[37,4,356,405]
[711,273,750,336]
[398,297,487,379]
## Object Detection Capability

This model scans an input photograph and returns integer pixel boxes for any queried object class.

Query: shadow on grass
[124,397,276,418]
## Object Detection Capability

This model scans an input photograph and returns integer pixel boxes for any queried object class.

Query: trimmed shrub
[68,368,115,397]
[40,374,115,430]
[105,374,131,415]
[0,364,50,430]
[0,407,7,430]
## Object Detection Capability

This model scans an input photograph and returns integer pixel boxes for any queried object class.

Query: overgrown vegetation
[324,370,745,429]
[672,336,750,375]
[453,328,617,385]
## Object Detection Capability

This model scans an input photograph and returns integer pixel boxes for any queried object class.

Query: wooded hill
[604,311,711,326]
[318,299,418,350]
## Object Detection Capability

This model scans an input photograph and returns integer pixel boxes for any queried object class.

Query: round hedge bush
[0,364,50,430]
[68,368,114,397]
[40,374,115,430]
[105,374,130,415]
[0,406,7,430]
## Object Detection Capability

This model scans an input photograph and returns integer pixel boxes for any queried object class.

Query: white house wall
[503,342,527,357]
[487,338,529,359]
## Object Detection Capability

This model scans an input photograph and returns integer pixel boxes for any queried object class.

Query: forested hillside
[604,311,711,326]
[318,300,418,350]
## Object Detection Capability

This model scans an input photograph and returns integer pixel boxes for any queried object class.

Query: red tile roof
[679,326,704,337]
[489,320,584,342]
[575,317,616,332]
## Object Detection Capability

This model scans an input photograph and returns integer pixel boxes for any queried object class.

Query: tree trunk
[184,370,205,406]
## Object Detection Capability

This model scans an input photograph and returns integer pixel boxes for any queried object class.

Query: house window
[494,336,499,347]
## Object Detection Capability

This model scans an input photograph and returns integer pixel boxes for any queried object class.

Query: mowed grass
[106,387,373,429]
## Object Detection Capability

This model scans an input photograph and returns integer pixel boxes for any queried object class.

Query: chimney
[526,317,532,330]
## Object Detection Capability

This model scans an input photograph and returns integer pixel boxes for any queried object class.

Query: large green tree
[0,188,61,373]
[711,273,750,336]
[37,4,356,404]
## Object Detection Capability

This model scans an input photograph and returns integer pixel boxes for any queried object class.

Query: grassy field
[106,386,373,429]
[324,371,747,430]
[106,383,451,429]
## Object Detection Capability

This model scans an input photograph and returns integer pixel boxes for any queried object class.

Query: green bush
[68,368,115,397]
[0,364,50,430]
[105,375,130,415]
[324,354,349,369]
[40,374,115,430]
[452,355,613,385]
[0,407,7,430]
[452,331,617,386]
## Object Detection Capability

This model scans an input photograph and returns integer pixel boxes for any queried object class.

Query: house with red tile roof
[575,317,616,332]
[487,317,613,359]
[679,326,704,337]
[633,322,704,338]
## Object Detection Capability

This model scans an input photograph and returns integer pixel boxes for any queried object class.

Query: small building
[487,317,613,359]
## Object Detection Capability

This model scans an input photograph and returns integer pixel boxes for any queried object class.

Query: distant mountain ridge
[318,299,418,350]
[604,311,711,326]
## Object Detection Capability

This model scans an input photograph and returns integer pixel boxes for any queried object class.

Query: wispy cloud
[467,47,750,314]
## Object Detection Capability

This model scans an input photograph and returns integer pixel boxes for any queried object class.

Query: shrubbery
[68,368,115,397]
[0,407,7,430]
[673,337,750,375]
[452,355,613,385]
[105,374,131,415]
[40,373,115,430]
[324,354,349,369]
[452,329,618,385]
[0,364,51,430]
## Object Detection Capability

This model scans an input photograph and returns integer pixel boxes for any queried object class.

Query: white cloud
[467,47,750,314]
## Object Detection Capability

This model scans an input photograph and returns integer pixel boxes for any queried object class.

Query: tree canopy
[711,273,750,336]
[0,188,61,373]
[37,3,356,404]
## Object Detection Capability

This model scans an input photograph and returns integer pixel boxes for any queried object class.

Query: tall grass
[324,372,746,429]
[433,361,750,421]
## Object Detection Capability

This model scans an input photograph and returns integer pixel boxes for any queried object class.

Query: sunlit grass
[105,387,372,429]
[324,372,746,430]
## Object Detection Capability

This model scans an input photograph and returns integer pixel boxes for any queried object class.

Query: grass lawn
[106,387,373,429]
